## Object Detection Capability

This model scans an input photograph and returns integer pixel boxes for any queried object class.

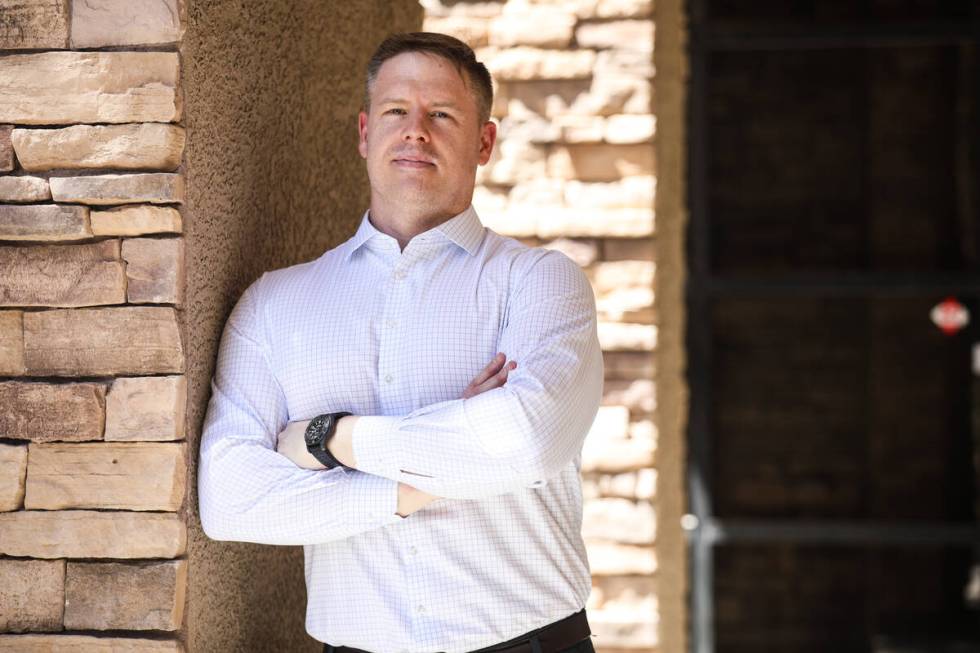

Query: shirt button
[416,605,426,614]
[393,269,407,280]
[384,374,393,384]
[386,319,396,329]
[409,546,418,556]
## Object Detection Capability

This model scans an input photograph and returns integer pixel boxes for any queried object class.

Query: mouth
[391,153,436,168]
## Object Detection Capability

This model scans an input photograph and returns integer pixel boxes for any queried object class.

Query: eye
[385,108,407,115]
[430,111,451,119]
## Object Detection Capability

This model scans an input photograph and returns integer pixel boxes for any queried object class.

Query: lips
[393,158,434,168]
[390,151,435,167]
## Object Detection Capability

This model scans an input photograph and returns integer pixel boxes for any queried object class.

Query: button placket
[379,254,418,413]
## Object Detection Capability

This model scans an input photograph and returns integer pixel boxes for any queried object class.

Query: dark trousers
[323,638,595,653]
[322,608,595,653]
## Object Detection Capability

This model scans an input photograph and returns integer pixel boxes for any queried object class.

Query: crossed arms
[274,353,519,517]
[198,250,602,546]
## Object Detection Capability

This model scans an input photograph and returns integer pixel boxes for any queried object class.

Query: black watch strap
[304,412,352,470]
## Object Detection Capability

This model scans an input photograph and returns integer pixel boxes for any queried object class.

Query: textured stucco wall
[653,0,690,651]
[181,2,422,651]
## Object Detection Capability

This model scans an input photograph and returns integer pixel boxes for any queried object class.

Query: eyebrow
[377,98,461,110]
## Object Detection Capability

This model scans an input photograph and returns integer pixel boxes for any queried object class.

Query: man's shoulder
[482,228,587,285]
[256,242,348,291]
[242,242,349,310]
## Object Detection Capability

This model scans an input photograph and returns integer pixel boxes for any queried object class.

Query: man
[198,32,603,653]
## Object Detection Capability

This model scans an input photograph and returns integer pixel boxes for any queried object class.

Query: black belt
[323,608,591,653]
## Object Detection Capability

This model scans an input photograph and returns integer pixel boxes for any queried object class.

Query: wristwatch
[304,412,352,470]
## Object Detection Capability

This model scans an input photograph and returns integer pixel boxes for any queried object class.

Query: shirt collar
[343,205,485,262]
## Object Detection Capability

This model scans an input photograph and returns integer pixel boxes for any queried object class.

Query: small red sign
[930,296,969,336]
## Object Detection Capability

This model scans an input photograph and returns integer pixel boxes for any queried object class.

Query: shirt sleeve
[352,249,603,500]
[197,275,403,545]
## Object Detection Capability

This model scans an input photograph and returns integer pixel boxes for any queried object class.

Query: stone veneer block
[0,204,92,241]
[0,559,65,632]
[105,376,186,441]
[0,240,125,307]
[484,47,596,80]
[586,542,657,575]
[91,205,182,236]
[489,8,575,48]
[0,381,106,443]
[72,0,183,48]
[564,176,656,210]
[481,206,654,239]
[0,444,28,511]
[50,173,184,205]
[548,144,656,182]
[12,124,186,172]
[0,52,180,125]
[23,306,183,375]
[0,126,13,172]
[598,321,657,351]
[595,0,653,18]
[575,19,654,50]
[424,15,490,48]
[583,497,656,544]
[0,0,68,49]
[605,114,657,144]
[0,635,184,652]
[25,442,185,511]
[540,207,654,238]
[581,405,656,473]
[0,311,25,375]
[0,510,186,559]
[122,237,184,304]
[0,176,51,202]
[64,560,186,631]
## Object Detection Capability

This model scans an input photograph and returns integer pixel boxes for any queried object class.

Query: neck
[368,198,468,251]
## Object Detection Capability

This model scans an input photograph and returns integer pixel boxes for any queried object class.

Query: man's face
[358,51,496,222]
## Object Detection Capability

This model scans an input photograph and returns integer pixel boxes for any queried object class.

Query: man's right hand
[396,352,517,517]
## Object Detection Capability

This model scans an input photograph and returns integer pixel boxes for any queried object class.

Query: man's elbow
[197,472,244,542]
[198,494,233,542]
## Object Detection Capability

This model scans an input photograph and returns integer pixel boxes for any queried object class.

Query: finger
[472,360,517,394]
[468,352,506,388]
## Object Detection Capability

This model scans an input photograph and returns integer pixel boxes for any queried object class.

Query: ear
[478,120,497,166]
[357,111,369,160]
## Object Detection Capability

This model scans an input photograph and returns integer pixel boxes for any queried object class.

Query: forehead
[372,51,473,100]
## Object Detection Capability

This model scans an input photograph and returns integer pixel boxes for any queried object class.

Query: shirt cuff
[341,471,402,528]
[352,415,402,480]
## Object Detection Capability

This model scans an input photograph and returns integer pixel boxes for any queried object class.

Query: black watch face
[305,415,329,448]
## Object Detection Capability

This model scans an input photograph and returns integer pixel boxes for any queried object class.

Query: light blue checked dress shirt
[198,205,603,652]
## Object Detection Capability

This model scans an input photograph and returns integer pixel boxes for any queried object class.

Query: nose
[402,111,430,143]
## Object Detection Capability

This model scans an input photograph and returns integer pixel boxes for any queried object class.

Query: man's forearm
[328,415,358,468]
[276,416,439,517]
[351,352,602,499]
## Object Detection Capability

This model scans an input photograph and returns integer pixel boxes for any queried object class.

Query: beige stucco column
[182,2,422,651]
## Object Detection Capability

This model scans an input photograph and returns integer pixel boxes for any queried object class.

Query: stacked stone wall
[421,1,664,650]
[0,1,187,650]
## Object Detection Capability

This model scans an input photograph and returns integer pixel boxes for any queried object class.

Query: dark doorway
[686,1,980,651]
